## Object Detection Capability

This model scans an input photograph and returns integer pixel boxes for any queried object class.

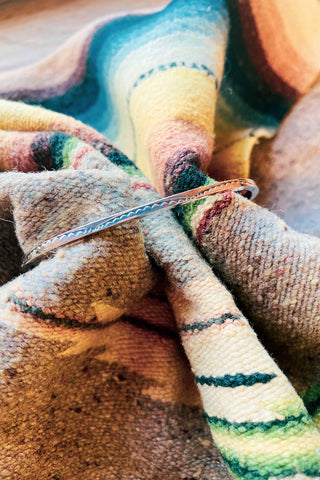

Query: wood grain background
[0,0,168,72]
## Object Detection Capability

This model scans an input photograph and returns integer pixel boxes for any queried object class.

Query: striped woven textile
[0,0,320,479]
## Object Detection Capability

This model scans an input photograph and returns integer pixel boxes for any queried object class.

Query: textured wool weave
[0,0,320,479]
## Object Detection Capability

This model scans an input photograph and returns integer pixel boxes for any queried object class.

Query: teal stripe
[302,382,320,417]
[49,132,70,170]
[222,454,320,480]
[30,0,228,138]
[180,313,242,332]
[195,372,276,387]
[205,412,307,434]
[8,294,104,329]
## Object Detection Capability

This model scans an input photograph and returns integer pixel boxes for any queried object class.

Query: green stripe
[221,452,320,480]
[175,177,214,236]
[195,372,276,387]
[62,136,82,168]
[206,412,309,435]
[121,164,144,177]
[180,313,242,332]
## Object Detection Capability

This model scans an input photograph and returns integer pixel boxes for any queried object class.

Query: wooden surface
[0,0,168,72]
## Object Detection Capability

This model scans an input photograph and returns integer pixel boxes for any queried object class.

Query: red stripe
[196,191,234,247]
[132,182,155,191]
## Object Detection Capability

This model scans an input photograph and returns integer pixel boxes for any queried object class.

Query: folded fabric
[0,1,320,479]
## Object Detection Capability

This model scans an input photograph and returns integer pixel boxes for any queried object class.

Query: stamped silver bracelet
[22,178,258,267]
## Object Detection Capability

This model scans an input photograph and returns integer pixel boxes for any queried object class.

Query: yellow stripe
[129,68,216,178]
[0,100,55,131]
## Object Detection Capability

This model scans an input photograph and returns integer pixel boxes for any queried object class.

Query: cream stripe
[198,375,302,423]
[213,427,320,457]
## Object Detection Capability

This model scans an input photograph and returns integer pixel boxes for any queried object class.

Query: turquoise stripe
[195,372,276,387]
[29,0,228,139]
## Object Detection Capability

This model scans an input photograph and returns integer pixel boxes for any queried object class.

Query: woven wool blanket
[0,0,320,479]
